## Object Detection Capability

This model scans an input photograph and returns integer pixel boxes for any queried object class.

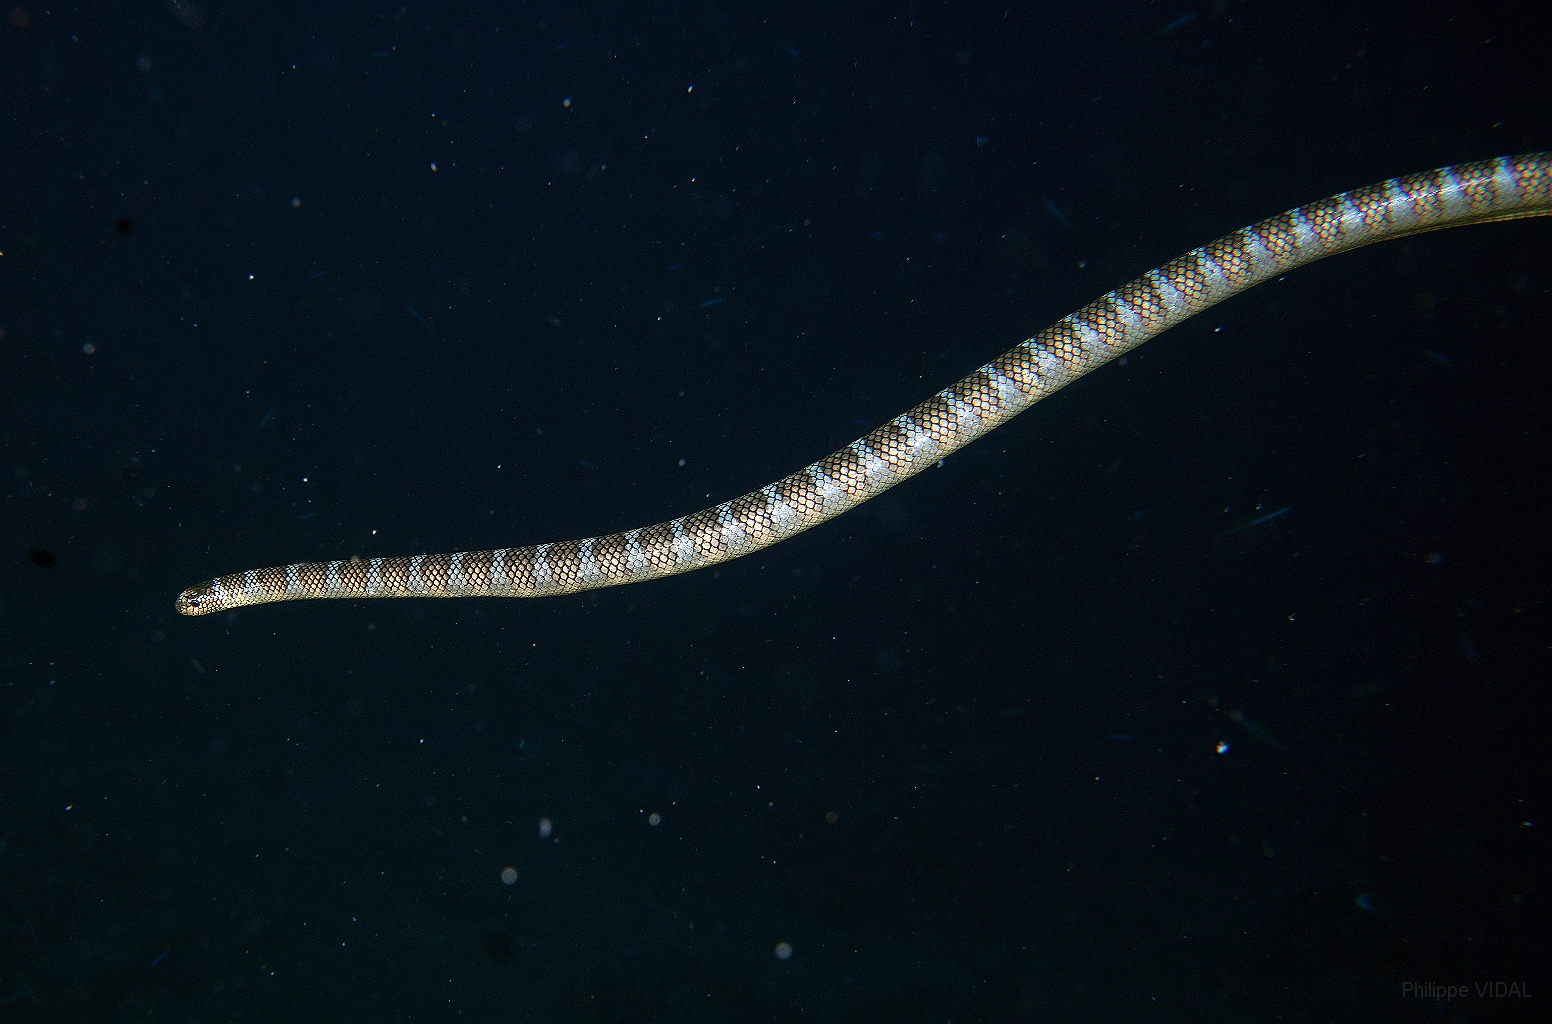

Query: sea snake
[176,153,1552,616]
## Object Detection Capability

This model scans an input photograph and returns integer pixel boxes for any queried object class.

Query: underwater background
[1,2,1547,1020]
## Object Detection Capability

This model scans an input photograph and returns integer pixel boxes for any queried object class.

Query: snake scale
[176,153,1552,616]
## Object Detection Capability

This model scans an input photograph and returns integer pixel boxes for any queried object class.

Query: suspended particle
[774,941,793,960]
[500,866,517,885]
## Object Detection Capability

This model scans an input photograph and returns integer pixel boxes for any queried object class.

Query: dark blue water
[2,3,1547,1020]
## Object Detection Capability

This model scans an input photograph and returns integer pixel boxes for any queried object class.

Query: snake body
[176,153,1552,616]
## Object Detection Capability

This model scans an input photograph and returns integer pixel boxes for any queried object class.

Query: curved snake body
[177,153,1552,616]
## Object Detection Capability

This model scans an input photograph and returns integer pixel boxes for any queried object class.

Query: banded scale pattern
[176,153,1552,616]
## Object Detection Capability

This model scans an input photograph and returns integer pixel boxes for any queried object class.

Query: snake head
[175,582,219,616]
